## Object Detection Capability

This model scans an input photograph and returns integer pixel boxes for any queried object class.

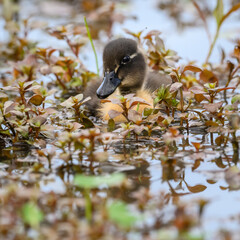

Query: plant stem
[179,88,184,112]
[84,16,99,76]
[176,71,184,113]
[66,36,78,58]
[84,189,92,222]
[3,115,16,136]
[205,26,220,64]
[55,74,67,89]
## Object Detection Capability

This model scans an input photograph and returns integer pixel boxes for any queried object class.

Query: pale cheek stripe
[130,52,138,59]
[114,52,138,74]
[114,65,120,74]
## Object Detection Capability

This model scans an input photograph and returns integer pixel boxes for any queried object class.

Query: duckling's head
[96,38,147,99]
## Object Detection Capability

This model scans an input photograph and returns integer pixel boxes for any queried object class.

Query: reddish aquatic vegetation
[0,0,240,240]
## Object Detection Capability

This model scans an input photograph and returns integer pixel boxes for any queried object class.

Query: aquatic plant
[0,1,240,240]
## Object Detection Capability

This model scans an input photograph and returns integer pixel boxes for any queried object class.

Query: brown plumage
[84,38,172,121]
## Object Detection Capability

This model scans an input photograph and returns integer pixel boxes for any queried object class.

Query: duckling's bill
[96,71,121,99]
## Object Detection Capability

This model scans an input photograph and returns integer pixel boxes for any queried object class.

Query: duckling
[84,38,172,121]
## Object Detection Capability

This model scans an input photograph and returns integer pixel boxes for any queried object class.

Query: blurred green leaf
[81,116,94,128]
[143,107,153,117]
[171,98,179,107]
[231,94,240,104]
[74,173,125,189]
[107,201,138,228]
[181,233,204,240]
[21,201,44,228]
[108,118,115,132]
[213,0,224,26]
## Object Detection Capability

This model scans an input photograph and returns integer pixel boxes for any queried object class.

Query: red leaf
[128,109,142,123]
[29,94,44,106]
[170,82,183,93]
[108,109,123,119]
[203,102,223,113]
[186,184,207,193]
[129,97,150,109]
[144,30,161,40]
[183,65,202,73]
[189,86,206,94]
[200,69,218,83]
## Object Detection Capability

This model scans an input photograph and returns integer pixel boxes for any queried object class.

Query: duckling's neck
[119,76,145,95]
[119,86,141,95]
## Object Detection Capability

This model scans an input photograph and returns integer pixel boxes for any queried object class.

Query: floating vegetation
[0,0,240,239]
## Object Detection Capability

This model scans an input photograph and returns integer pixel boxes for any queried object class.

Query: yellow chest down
[99,90,154,122]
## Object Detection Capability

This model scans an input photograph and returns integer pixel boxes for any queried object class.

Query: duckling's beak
[96,71,121,99]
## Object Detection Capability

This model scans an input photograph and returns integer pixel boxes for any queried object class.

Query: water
[1,0,240,239]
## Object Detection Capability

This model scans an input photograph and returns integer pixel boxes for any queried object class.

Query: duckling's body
[84,38,172,122]
[100,89,153,122]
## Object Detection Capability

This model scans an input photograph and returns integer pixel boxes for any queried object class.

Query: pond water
[1,0,240,239]
[11,0,240,69]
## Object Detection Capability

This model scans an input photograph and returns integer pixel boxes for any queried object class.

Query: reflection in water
[0,0,240,239]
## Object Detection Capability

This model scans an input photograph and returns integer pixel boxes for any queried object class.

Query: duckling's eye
[121,55,130,64]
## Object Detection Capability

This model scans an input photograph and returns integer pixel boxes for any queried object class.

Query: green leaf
[143,107,153,117]
[154,97,160,105]
[181,232,204,240]
[220,3,240,26]
[107,201,138,228]
[21,201,44,228]
[213,0,224,26]
[231,94,240,104]
[108,118,115,132]
[74,173,126,189]
[171,98,179,107]
[81,116,94,128]
[29,94,44,106]
[0,129,11,136]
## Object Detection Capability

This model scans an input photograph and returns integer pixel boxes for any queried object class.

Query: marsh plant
[0,0,240,240]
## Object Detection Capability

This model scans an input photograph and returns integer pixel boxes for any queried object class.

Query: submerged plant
[74,173,126,221]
